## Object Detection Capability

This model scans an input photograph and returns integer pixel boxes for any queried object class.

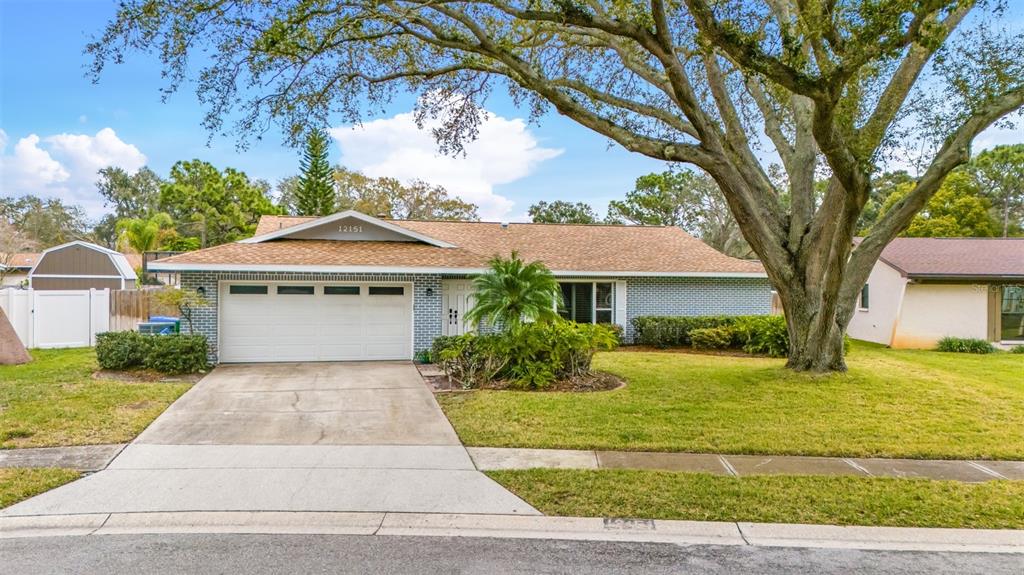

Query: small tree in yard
[466,252,561,330]
[88,1,1024,371]
[153,288,208,335]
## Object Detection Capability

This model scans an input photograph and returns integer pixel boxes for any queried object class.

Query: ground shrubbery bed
[936,336,996,354]
[432,320,619,390]
[96,331,210,374]
[632,314,791,357]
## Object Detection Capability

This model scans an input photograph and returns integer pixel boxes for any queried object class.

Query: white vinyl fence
[1,288,111,349]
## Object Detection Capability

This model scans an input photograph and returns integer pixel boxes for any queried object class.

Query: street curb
[2,512,1022,553]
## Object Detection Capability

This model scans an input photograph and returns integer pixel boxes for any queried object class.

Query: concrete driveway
[3,362,536,517]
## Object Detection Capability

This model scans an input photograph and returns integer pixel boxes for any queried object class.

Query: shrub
[1011,345,1024,354]
[631,315,737,347]
[143,334,210,373]
[96,331,209,373]
[431,335,460,364]
[95,331,152,370]
[436,320,618,390]
[936,337,996,354]
[599,323,624,345]
[733,315,789,357]
[690,326,735,350]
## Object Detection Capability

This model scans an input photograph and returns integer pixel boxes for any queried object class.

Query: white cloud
[0,128,146,217]
[331,110,562,220]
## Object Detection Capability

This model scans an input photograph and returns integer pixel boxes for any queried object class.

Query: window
[229,285,267,295]
[859,284,870,310]
[557,281,614,324]
[277,285,314,295]
[324,286,360,295]
[1001,286,1024,342]
[369,286,404,296]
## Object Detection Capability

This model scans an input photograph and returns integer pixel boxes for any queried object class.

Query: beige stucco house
[848,238,1024,349]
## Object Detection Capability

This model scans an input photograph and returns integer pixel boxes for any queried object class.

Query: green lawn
[0,348,191,449]
[0,468,80,509]
[489,469,1024,529]
[438,341,1024,459]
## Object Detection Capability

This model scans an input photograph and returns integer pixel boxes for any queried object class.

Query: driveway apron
[3,362,537,516]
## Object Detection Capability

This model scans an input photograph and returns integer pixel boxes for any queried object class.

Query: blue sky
[1,0,1021,222]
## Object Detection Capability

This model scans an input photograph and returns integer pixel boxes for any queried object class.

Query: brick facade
[180,271,772,362]
[623,277,773,341]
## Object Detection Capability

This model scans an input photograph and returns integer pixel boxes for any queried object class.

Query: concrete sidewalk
[467,447,1024,481]
[1,511,1021,554]
[0,445,126,472]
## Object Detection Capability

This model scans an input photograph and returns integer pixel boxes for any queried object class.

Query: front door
[442,280,475,336]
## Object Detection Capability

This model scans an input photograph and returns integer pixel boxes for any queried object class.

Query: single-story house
[148,210,772,363]
[1,253,39,287]
[847,237,1024,349]
[29,241,138,290]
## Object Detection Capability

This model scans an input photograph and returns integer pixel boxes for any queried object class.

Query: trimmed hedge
[96,331,209,373]
[936,337,996,354]
[1011,345,1024,354]
[632,315,738,347]
[632,314,791,357]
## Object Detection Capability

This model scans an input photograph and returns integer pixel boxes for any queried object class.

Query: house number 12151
[338,225,363,233]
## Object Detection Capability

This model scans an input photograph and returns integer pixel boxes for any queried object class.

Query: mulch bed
[93,369,205,384]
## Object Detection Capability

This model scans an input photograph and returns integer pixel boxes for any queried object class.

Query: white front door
[219,282,412,362]
[442,280,475,336]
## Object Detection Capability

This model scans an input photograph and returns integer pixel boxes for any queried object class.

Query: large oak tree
[89,0,1024,371]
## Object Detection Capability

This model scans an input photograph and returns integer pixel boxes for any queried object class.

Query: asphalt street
[1,534,1020,575]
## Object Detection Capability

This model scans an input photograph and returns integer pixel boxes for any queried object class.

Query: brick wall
[179,271,772,361]
[179,271,442,362]
[624,277,773,341]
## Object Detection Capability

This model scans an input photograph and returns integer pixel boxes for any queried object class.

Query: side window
[369,286,404,296]
[859,284,870,310]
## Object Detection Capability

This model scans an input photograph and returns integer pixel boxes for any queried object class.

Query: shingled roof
[877,238,1024,279]
[152,213,765,276]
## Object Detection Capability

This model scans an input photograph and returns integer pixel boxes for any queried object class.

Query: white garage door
[219,282,412,362]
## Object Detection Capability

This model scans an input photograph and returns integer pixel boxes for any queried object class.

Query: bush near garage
[96,332,210,374]
[936,337,996,354]
[434,320,619,390]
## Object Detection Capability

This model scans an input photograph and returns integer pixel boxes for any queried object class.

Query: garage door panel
[220,282,412,363]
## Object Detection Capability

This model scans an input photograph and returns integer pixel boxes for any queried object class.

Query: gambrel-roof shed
[29,241,138,290]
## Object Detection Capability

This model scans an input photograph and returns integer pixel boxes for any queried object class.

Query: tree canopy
[87,0,1024,371]
[334,168,479,220]
[970,144,1024,237]
[0,195,88,248]
[880,171,999,237]
[528,201,598,224]
[159,160,279,248]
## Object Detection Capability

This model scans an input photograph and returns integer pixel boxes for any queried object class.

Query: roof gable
[29,241,138,280]
[243,210,456,248]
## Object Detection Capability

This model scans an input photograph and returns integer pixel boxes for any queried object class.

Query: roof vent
[500,221,510,229]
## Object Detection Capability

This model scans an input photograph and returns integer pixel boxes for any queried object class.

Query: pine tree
[295,129,335,216]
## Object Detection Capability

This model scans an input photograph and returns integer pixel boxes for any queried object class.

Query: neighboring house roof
[29,240,139,280]
[123,253,143,271]
[1,253,40,270]
[152,212,765,277]
[875,237,1024,280]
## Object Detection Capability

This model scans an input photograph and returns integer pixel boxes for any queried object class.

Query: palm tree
[465,251,561,330]
[116,212,175,254]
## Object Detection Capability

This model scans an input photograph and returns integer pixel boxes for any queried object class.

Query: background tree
[96,166,163,219]
[609,171,751,257]
[528,201,598,224]
[880,172,999,238]
[160,160,279,247]
[275,176,301,215]
[856,172,915,234]
[334,168,479,220]
[295,129,336,216]
[465,252,561,329]
[0,195,88,248]
[115,212,177,254]
[88,1,1024,371]
[970,144,1024,237]
[0,219,38,285]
